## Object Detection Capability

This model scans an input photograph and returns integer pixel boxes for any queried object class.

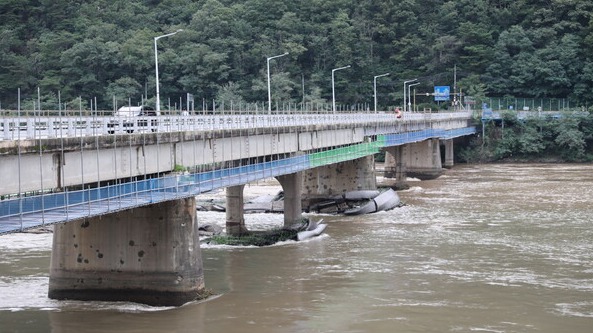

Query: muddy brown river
[1,163,592,332]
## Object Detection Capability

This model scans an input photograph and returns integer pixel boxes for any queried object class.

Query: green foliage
[203,218,314,246]
[553,116,586,161]
[459,74,487,106]
[463,112,593,163]
[2,0,593,110]
[106,77,142,105]
[172,164,187,172]
[215,82,245,105]
[206,229,299,247]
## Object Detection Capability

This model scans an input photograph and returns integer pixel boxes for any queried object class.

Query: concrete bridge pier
[405,139,443,180]
[225,172,303,235]
[302,155,376,207]
[276,172,303,227]
[383,147,397,179]
[383,145,408,187]
[48,197,206,307]
[226,184,248,236]
[443,139,454,168]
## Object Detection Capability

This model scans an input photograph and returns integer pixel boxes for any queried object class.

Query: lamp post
[332,65,351,113]
[403,78,417,113]
[267,52,289,114]
[154,29,183,114]
[408,82,420,112]
[373,73,390,113]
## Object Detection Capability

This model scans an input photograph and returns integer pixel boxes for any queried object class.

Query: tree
[554,116,586,161]
[215,82,246,106]
[2,0,593,108]
[105,77,142,108]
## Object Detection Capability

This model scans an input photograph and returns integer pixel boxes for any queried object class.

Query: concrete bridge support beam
[302,155,376,207]
[383,147,398,179]
[276,172,303,227]
[226,184,248,236]
[443,139,454,168]
[406,139,443,180]
[395,145,408,185]
[48,197,206,307]
[383,145,408,188]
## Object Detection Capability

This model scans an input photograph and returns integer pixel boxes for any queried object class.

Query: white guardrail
[0,111,473,141]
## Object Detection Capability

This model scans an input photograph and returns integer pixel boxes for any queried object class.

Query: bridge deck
[0,113,475,234]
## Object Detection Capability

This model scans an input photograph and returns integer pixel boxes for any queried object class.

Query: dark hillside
[1,0,592,110]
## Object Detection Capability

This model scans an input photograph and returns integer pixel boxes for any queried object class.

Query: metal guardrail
[483,97,574,112]
[1,111,472,140]
[480,109,587,121]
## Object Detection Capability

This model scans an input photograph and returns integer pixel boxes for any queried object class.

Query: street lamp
[154,29,183,114]
[373,72,390,113]
[403,78,417,113]
[332,65,351,113]
[267,52,289,114]
[408,82,420,112]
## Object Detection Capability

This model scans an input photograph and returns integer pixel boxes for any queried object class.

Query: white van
[108,106,159,134]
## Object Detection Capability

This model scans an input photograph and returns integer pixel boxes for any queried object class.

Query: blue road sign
[434,86,450,101]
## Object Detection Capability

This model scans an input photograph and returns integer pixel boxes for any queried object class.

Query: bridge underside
[383,138,455,184]
[225,171,304,236]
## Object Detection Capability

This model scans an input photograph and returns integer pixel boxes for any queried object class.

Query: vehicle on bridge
[107,105,158,134]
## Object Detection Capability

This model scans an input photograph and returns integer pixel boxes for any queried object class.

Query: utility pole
[453,65,458,110]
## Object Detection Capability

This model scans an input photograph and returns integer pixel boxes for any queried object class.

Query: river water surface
[1,163,592,332]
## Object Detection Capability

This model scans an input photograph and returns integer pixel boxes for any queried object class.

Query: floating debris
[201,218,326,246]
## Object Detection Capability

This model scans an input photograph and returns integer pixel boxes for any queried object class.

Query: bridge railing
[483,97,579,112]
[1,111,473,140]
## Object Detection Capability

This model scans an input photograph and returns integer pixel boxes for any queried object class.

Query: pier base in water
[48,197,206,306]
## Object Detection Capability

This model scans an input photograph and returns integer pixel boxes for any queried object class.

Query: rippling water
[1,164,592,332]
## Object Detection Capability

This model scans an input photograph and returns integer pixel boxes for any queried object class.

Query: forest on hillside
[1,0,593,111]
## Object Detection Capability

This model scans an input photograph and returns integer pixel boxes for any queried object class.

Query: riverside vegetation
[458,110,593,163]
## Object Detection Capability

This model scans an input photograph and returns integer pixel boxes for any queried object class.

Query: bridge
[481,109,568,121]
[0,110,475,306]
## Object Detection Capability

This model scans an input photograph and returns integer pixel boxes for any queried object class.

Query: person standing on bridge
[395,107,402,118]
